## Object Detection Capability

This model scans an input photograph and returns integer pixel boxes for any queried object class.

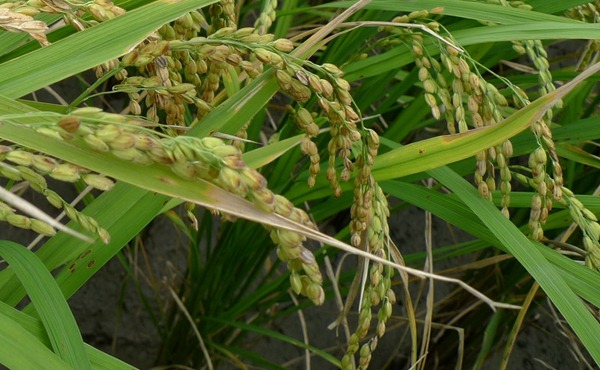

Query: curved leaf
[429,167,600,364]
[0,241,91,369]
[0,0,219,98]
[0,310,72,370]
[0,301,138,370]
[371,62,600,181]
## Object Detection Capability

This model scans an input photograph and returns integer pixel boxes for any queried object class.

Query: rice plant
[0,0,599,369]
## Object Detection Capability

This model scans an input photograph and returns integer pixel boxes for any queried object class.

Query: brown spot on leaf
[158,176,175,185]
[79,249,92,259]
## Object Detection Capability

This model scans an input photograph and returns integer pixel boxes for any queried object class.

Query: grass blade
[371,62,600,180]
[452,22,600,44]
[0,0,218,98]
[324,0,580,24]
[0,310,72,370]
[243,134,304,169]
[429,167,600,364]
[530,0,593,14]
[0,240,91,369]
[381,181,600,308]
[0,183,166,306]
[0,117,347,247]
[0,186,92,242]
[0,301,140,370]
[205,316,341,368]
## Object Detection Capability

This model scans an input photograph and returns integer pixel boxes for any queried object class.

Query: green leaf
[0,95,361,306]
[0,0,219,99]
[452,22,600,44]
[324,0,580,24]
[382,182,600,308]
[557,145,600,169]
[205,316,341,368]
[0,310,72,370]
[371,62,600,180]
[31,185,167,308]
[429,167,600,364]
[0,116,339,246]
[529,0,593,14]
[243,134,304,169]
[189,72,280,137]
[343,20,600,81]
[0,301,140,370]
[0,241,91,369]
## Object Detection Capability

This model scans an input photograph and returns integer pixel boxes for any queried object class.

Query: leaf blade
[0,241,91,369]
[371,62,600,180]
[0,0,218,98]
[0,309,72,370]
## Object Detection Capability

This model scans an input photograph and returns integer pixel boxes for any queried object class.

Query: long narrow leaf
[189,74,279,137]
[530,0,593,14]
[452,22,600,44]
[205,316,341,367]
[0,184,165,306]
[382,181,600,308]
[344,22,600,81]
[371,62,600,180]
[429,167,600,364]
[324,0,580,25]
[0,105,510,315]
[0,310,72,370]
[243,134,304,169]
[0,118,353,249]
[0,301,140,370]
[0,241,91,369]
[0,0,218,98]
